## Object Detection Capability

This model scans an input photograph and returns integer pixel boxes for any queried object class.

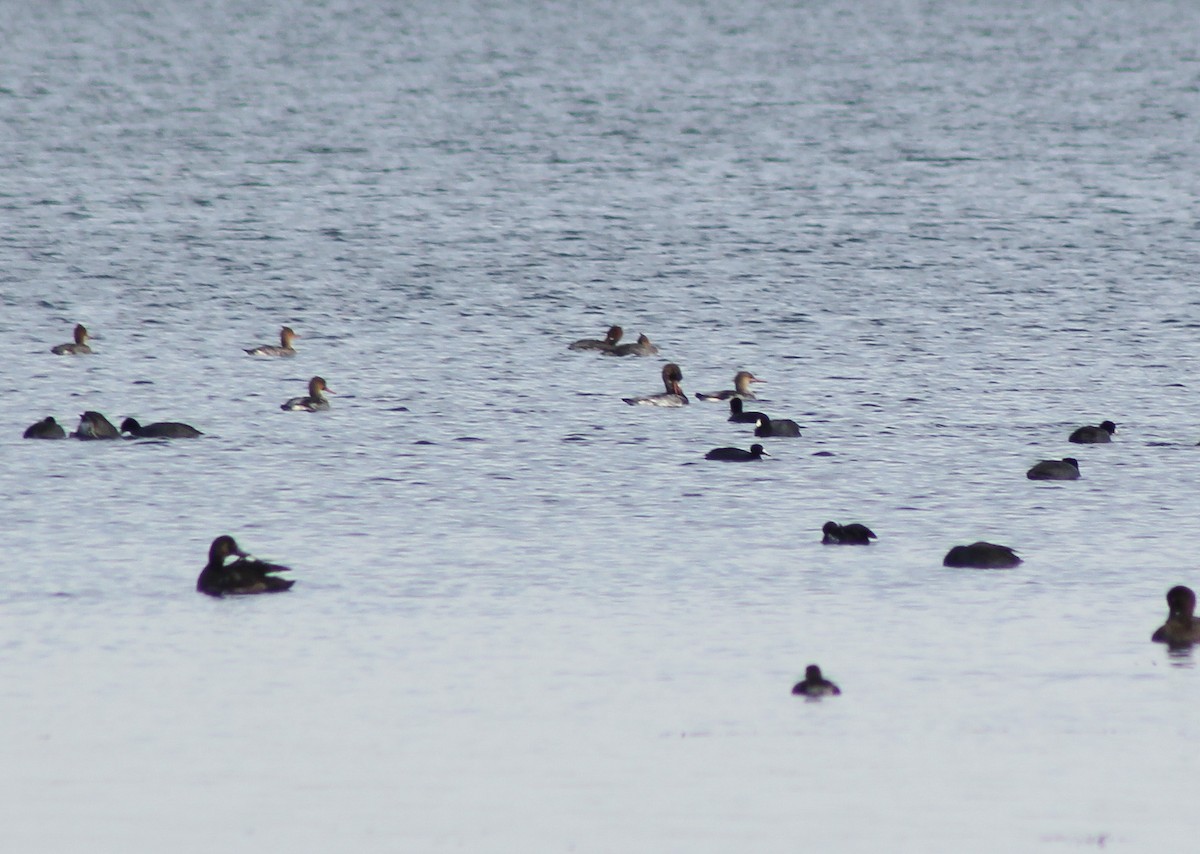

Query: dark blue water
[4,2,1200,850]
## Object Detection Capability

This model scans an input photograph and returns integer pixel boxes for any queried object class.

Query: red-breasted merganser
[623,363,688,407]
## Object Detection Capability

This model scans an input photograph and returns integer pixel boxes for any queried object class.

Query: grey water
[3,0,1200,849]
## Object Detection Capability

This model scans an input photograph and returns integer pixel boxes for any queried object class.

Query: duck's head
[73,324,89,344]
[1167,585,1197,619]
[734,371,763,392]
[637,334,653,345]
[605,325,623,345]
[281,326,298,346]
[309,376,334,396]
[822,521,841,538]
[661,363,683,393]
[804,665,823,681]
[209,535,248,564]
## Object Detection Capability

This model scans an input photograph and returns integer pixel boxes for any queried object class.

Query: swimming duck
[245,326,298,357]
[728,398,769,424]
[23,417,66,439]
[821,521,876,545]
[1069,420,1116,444]
[568,325,622,352]
[196,535,294,597]
[695,371,763,402]
[1026,458,1081,480]
[942,542,1022,569]
[50,324,92,355]
[72,411,120,440]
[755,415,802,438]
[281,376,334,411]
[623,363,688,406]
[791,665,841,697]
[704,443,769,462]
[608,333,660,357]
[1152,585,1200,647]
[120,417,203,439]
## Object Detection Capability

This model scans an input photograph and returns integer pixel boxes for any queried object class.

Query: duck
[71,411,120,440]
[281,376,334,411]
[704,443,769,462]
[1152,585,1200,647]
[568,325,622,352]
[1026,458,1080,480]
[755,415,802,438]
[791,665,841,697]
[821,521,876,545]
[120,417,203,439]
[623,363,688,406]
[1069,420,1116,444]
[196,535,295,597]
[728,398,769,424]
[245,326,298,357]
[50,324,92,355]
[607,333,659,357]
[942,542,1022,569]
[23,417,66,439]
[695,371,763,402]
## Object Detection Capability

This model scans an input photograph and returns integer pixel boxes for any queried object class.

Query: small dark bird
[23,417,66,439]
[728,398,768,423]
[568,325,623,352]
[942,542,1022,569]
[1026,458,1080,480]
[755,415,802,438]
[282,376,334,411]
[72,411,120,440]
[51,323,92,355]
[704,443,769,462]
[245,326,298,357]
[120,417,203,439]
[196,535,295,597]
[1069,420,1116,444]
[821,521,876,545]
[792,665,841,697]
[1152,585,1200,647]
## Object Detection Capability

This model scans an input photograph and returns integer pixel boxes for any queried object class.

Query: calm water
[4,1,1200,850]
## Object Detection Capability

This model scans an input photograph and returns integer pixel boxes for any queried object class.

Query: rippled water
[4,1,1200,850]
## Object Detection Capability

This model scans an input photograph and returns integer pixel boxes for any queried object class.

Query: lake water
[3,1,1200,850]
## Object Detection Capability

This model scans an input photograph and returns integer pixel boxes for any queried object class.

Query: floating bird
[791,665,841,697]
[755,415,802,438]
[120,417,203,439]
[1069,420,1116,444]
[607,333,659,357]
[246,326,298,357]
[695,371,763,401]
[23,417,66,439]
[704,443,769,462]
[728,398,768,424]
[623,363,687,406]
[568,325,622,352]
[1152,585,1200,647]
[282,376,334,411]
[821,521,876,545]
[942,542,1022,569]
[72,411,120,440]
[1026,458,1080,480]
[51,324,92,355]
[196,535,294,597]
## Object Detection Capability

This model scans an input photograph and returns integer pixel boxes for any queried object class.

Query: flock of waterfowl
[22,321,1198,691]
[567,322,1199,692]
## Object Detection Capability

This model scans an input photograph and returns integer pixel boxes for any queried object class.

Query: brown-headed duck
[568,325,623,352]
[695,371,763,402]
[246,326,298,357]
[607,334,659,357]
[623,363,688,407]
[282,376,333,411]
[51,324,92,355]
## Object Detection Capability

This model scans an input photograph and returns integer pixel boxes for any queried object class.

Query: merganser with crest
[282,376,333,411]
[695,371,763,401]
[623,363,688,407]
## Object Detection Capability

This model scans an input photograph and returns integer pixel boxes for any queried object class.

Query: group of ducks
[24,324,338,441]
[25,322,1199,692]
